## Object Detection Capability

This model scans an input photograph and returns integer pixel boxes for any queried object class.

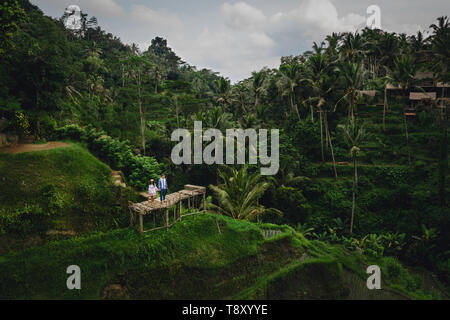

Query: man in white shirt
[158,173,168,201]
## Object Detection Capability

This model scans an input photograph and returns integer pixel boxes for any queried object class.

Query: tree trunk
[310,103,314,122]
[137,72,146,156]
[319,110,324,162]
[291,94,301,121]
[403,111,411,165]
[325,111,338,180]
[175,97,180,128]
[383,86,387,131]
[350,94,355,122]
[35,90,40,138]
[438,86,447,209]
[122,65,125,87]
[350,153,357,235]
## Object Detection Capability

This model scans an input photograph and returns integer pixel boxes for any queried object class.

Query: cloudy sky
[32,0,449,82]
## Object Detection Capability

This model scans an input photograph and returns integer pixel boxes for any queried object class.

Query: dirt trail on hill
[0,142,71,154]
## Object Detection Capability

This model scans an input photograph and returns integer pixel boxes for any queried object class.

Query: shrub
[0,205,54,235]
[360,234,384,258]
[51,125,161,190]
[383,256,404,280]
[40,183,63,215]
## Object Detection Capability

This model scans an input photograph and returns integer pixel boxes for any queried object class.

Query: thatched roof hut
[409,92,437,100]
[357,90,376,97]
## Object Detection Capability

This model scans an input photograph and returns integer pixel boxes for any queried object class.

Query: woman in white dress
[148,179,158,204]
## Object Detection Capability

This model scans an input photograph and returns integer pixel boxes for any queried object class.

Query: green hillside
[0,0,448,301]
[0,144,131,253]
[0,213,443,300]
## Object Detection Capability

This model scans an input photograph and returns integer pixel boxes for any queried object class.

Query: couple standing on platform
[148,173,168,204]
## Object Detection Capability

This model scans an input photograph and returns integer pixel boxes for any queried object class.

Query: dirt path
[0,142,71,154]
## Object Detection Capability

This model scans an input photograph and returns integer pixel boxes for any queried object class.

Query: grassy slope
[0,213,443,300]
[0,144,129,253]
[0,143,111,210]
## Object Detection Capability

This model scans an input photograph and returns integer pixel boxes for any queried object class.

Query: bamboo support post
[165,208,169,231]
[203,192,206,211]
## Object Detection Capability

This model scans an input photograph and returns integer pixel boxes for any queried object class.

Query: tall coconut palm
[336,61,368,122]
[338,119,367,235]
[302,53,339,179]
[209,166,282,221]
[278,63,302,121]
[213,77,233,110]
[361,28,384,79]
[325,32,343,56]
[251,70,266,112]
[377,33,400,73]
[232,82,250,114]
[429,16,450,209]
[269,160,310,188]
[385,54,423,164]
[340,32,367,63]
[385,54,421,93]
[383,54,420,132]
[191,106,233,132]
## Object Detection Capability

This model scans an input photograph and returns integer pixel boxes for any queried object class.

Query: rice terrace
[0,0,449,310]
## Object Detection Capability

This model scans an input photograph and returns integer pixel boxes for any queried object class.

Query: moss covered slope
[0,213,441,300]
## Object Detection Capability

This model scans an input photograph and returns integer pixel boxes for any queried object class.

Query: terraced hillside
[0,144,131,254]
[0,213,444,300]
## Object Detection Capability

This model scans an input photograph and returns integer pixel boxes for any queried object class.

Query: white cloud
[88,0,124,16]
[221,2,266,30]
[34,0,444,82]
[67,0,125,17]
[129,4,182,28]
[179,0,366,81]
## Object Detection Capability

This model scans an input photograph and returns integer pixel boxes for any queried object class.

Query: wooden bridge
[128,184,206,233]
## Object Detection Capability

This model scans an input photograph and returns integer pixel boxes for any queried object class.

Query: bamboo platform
[128,184,206,233]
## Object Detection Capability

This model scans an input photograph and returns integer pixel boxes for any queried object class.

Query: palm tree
[269,160,310,188]
[361,28,385,79]
[278,63,302,121]
[338,119,367,235]
[385,54,423,164]
[340,32,367,63]
[383,54,420,132]
[302,53,339,179]
[385,54,421,94]
[430,16,450,38]
[377,33,400,73]
[191,106,233,132]
[429,16,450,209]
[325,32,343,56]
[429,16,449,97]
[337,61,368,122]
[213,77,233,110]
[232,82,250,114]
[251,70,266,111]
[209,166,282,221]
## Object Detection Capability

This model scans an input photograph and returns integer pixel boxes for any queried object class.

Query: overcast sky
[31,0,450,82]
